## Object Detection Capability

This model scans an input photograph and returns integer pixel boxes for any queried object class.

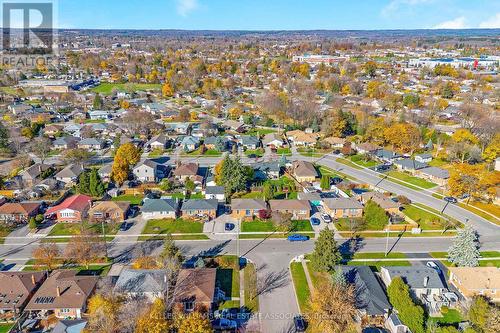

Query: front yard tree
[87,293,123,332]
[262,181,274,201]
[32,243,60,271]
[363,200,389,229]
[135,298,171,333]
[310,229,342,272]
[63,148,92,165]
[387,277,425,333]
[306,281,356,333]
[65,230,106,269]
[29,137,52,165]
[215,155,248,196]
[448,225,480,267]
[320,175,331,190]
[175,311,213,333]
[111,143,141,185]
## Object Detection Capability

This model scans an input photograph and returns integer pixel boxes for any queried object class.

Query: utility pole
[384,226,390,257]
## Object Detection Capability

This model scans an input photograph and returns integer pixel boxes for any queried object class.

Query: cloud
[382,0,433,16]
[432,16,468,29]
[479,13,500,28]
[176,0,199,17]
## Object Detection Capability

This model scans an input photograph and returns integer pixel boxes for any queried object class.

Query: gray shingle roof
[141,199,178,212]
[383,266,446,289]
[205,186,225,195]
[114,268,167,294]
[394,158,428,170]
[181,199,218,211]
[420,166,449,179]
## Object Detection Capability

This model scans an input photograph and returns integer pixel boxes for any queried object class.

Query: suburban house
[20,163,52,187]
[222,119,245,133]
[98,164,112,181]
[417,167,449,187]
[322,198,364,219]
[380,266,449,313]
[0,202,41,224]
[204,186,225,201]
[323,137,346,149]
[25,270,98,319]
[415,153,433,163]
[292,160,318,183]
[355,142,380,155]
[77,138,104,151]
[253,161,282,180]
[174,268,222,313]
[55,164,85,185]
[141,199,179,220]
[181,199,218,220]
[146,134,170,151]
[269,199,311,220]
[53,137,80,150]
[240,136,260,150]
[358,192,402,217]
[0,271,46,320]
[181,136,200,152]
[133,159,169,183]
[114,268,168,301]
[448,267,500,302]
[52,319,88,333]
[338,266,391,321]
[286,130,318,147]
[394,159,429,174]
[262,133,284,147]
[231,199,268,220]
[45,194,92,223]
[43,124,63,137]
[386,313,410,333]
[88,201,130,223]
[173,163,199,182]
[373,149,402,162]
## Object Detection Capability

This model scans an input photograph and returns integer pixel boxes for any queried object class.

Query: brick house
[45,194,92,223]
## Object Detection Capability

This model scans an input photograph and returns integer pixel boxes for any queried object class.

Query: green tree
[28,217,38,230]
[159,178,174,192]
[262,182,275,201]
[320,175,331,190]
[363,200,389,230]
[0,122,9,150]
[310,229,342,272]
[216,155,248,196]
[447,225,480,267]
[185,178,196,195]
[468,296,490,332]
[93,93,103,109]
[387,277,425,333]
[89,168,105,197]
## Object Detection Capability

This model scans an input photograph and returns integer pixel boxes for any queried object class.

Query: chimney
[31,274,35,285]
[56,286,61,297]
[423,276,429,288]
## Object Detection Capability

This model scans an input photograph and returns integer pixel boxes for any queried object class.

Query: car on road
[293,315,307,332]
[321,213,332,223]
[119,222,133,231]
[426,261,441,272]
[287,234,310,242]
[310,217,321,226]
[443,196,458,204]
[211,318,238,330]
[225,223,235,231]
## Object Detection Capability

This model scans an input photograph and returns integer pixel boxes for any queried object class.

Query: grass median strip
[243,263,259,312]
[290,262,311,312]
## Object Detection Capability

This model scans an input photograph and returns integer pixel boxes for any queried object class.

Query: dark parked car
[293,315,306,332]
[211,318,237,330]
[287,234,310,242]
[225,223,235,231]
[444,196,458,204]
[119,222,133,231]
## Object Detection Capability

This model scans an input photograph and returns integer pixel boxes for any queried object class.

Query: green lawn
[458,202,500,226]
[336,217,389,231]
[241,220,313,233]
[297,147,330,157]
[244,148,265,157]
[23,264,111,276]
[148,148,165,157]
[351,252,407,260]
[138,234,209,241]
[317,166,353,181]
[238,191,264,199]
[48,222,118,237]
[111,194,144,205]
[290,262,311,312]
[403,205,450,230]
[215,256,240,299]
[246,128,276,136]
[91,82,161,95]
[429,308,463,325]
[386,171,438,190]
[0,323,13,333]
[277,148,292,155]
[243,263,259,312]
[346,260,412,272]
[428,159,449,167]
[349,154,378,168]
[141,218,204,234]
[184,147,222,157]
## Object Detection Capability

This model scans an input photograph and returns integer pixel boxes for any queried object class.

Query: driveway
[206,214,238,240]
[114,215,146,242]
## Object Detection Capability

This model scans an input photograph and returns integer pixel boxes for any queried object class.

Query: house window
[245,210,251,216]
[184,301,194,312]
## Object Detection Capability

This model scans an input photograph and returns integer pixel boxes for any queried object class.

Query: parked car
[426,261,441,272]
[321,213,332,223]
[444,196,458,204]
[214,308,239,320]
[225,223,235,231]
[310,217,321,226]
[119,222,133,231]
[287,234,310,242]
[293,315,307,332]
[211,318,237,330]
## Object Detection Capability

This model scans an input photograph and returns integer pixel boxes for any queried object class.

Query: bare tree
[29,137,52,164]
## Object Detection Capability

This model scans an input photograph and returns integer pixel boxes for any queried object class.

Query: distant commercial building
[292,54,346,65]
[409,56,499,69]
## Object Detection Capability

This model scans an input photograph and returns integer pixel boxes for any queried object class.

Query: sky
[51,0,500,30]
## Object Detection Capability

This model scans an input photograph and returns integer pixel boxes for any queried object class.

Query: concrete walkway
[301,260,314,292]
